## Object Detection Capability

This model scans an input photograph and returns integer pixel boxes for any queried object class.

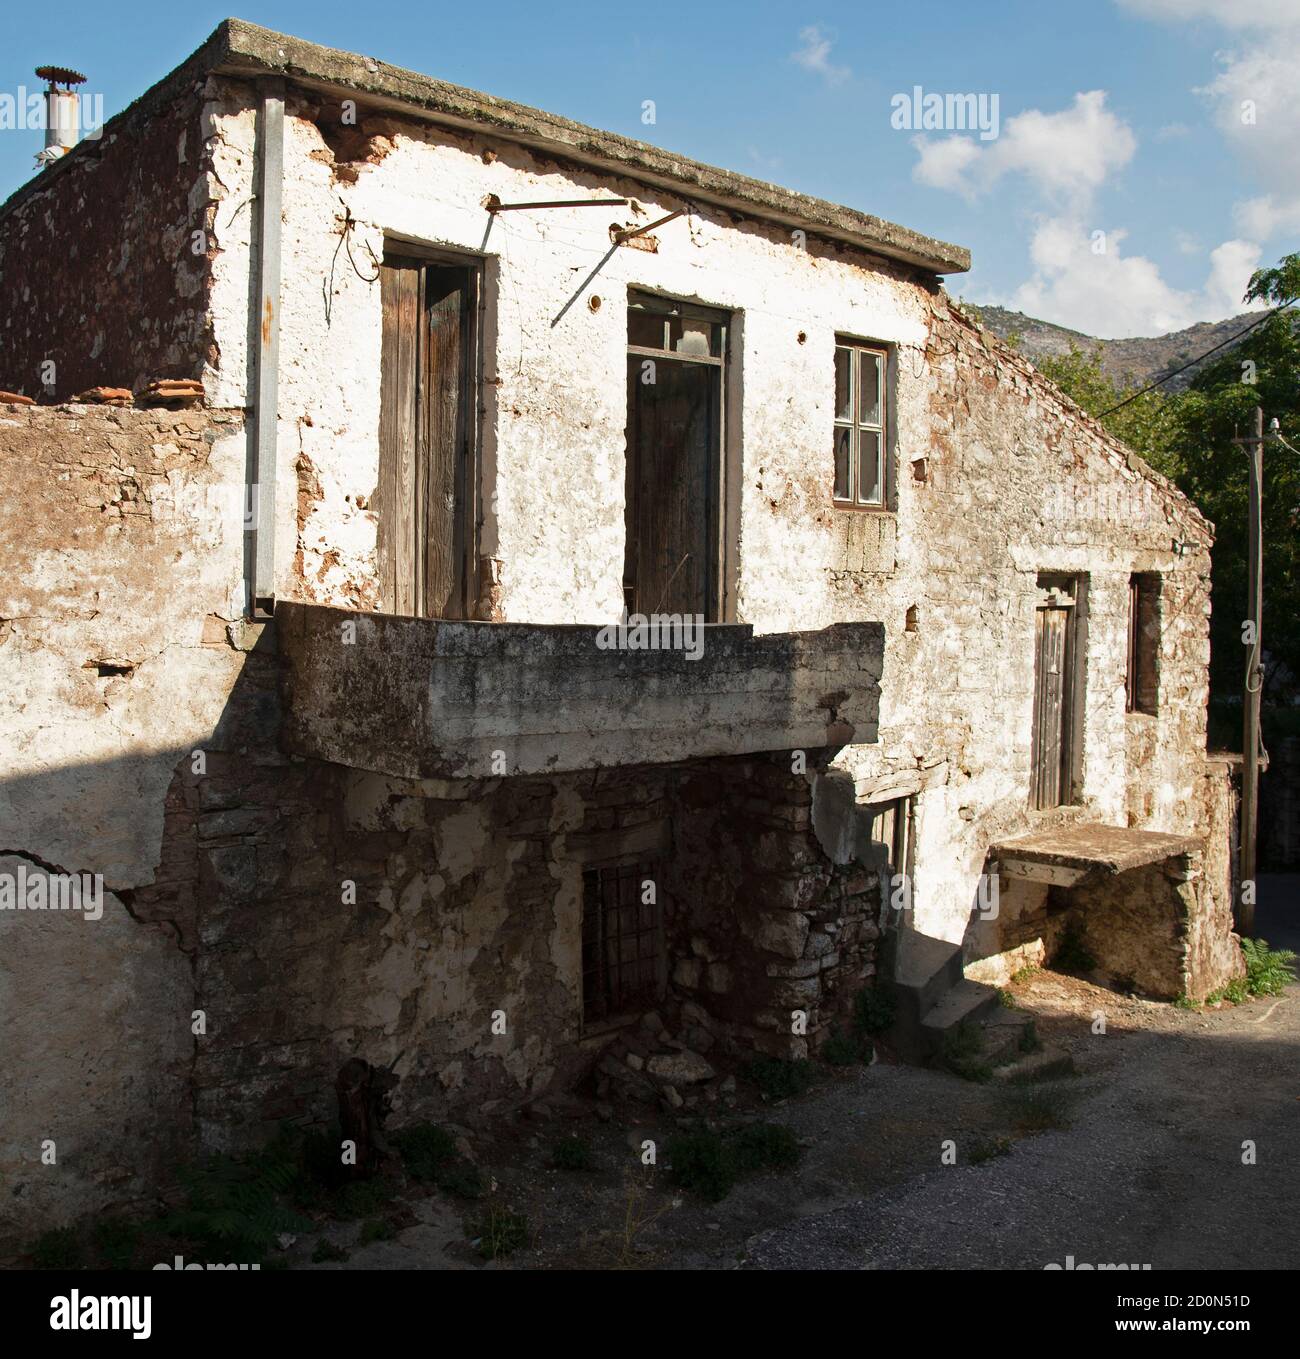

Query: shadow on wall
[1,621,884,1253]
[0,624,284,1254]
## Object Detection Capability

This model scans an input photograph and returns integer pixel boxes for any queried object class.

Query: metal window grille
[581,861,664,1024]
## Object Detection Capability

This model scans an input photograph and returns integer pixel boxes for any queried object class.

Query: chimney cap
[34,66,87,87]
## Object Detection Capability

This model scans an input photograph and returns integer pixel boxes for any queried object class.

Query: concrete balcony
[276,602,883,779]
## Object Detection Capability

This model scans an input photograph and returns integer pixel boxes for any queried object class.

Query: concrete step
[895,934,967,1017]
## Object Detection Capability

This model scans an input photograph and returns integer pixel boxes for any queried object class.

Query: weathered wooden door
[377,254,477,619]
[1030,583,1076,810]
[624,360,717,616]
[624,294,726,620]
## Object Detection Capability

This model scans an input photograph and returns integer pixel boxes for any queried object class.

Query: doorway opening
[377,251,481,619]
[1030,573,1082,810]
[625,291,729,622]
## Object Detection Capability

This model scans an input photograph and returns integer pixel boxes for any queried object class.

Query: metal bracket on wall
[614,208,686,244]
[483,193,629,212]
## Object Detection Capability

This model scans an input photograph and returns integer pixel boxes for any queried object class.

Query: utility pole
[1234,407,1264,937]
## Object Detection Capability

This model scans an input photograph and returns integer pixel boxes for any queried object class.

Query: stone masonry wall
[0,87,215,401]
[182,743,878,1152]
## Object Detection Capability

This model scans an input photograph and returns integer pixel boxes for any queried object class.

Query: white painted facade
[200,76,1214,954]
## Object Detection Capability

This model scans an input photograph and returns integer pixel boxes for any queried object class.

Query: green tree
[1027,256,1300,706]
[1033,342,1179,476]
[1166,254,1300,700]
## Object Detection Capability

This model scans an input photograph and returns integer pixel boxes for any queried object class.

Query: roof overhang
[2,18,971,277]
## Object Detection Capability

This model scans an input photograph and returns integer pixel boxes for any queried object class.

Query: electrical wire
[1097,301,1297,418]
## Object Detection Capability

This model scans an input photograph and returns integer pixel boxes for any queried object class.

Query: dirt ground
[290,954,1299,1272]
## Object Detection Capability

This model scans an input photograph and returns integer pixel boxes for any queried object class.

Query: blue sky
[2,0,1296,336]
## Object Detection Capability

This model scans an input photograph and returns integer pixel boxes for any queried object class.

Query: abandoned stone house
[0,19,1244,1244]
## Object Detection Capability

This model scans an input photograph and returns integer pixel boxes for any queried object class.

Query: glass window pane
[858,351,882,427]
[628,310,666,349]
[670,315,713,357]
[834,347,854,421]
[833,426,853,500]
[858,429,882,504]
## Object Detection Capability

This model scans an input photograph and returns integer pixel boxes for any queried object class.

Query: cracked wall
[0,403,246,1249]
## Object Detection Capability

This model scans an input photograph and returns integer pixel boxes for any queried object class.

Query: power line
[1096,301,1297,418]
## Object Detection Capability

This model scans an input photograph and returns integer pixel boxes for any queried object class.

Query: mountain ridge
[969,304,1262,393]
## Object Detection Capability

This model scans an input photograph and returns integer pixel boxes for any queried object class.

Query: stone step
[979,1012,1033,1067]
[992,1046,1075,1083]
[920,978,1002,1038]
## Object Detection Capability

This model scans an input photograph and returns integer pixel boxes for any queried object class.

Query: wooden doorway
[377,252,480,619]
[625,292,727,621]
[1030,575,1079,810]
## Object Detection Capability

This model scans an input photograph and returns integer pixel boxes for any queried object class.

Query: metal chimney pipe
[34,66,86,162]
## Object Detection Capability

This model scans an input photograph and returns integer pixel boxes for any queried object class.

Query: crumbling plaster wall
[202,84,1213,956]
[0,403,247,1248]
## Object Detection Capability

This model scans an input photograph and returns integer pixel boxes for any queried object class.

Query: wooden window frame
[1126,573,1160,716]
[833,338,891,511]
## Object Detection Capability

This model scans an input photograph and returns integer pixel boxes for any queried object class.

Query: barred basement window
[833,339,890,508]
[581,861,665,1024]
[1126,573,1160,715]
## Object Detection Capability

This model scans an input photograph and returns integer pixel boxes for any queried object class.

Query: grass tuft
[667,1121,802,1202]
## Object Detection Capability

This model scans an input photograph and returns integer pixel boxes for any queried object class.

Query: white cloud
[1235,193,1300,239]
[1204,238,1266,317]
[1008,218,1264,337]
[909,92,1136,208]
[1116,0,1300,30]
[911,135,981,198]
[1120,0,1300,245]
[1200,45,1300,246]
[790,26,850,86]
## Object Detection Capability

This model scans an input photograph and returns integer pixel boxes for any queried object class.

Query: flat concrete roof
[1,18,970,276]
[993,824,1202,875]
